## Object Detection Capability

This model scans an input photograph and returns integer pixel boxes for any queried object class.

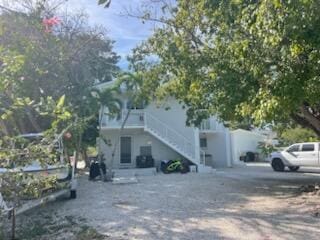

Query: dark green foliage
[0,6,119,135]
[280,127,319,146]
[129,0,320,135]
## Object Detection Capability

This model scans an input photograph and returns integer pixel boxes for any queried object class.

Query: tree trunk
[0,120,9,135]
[25,107,41,133]
[16,116,28,134]
[292,104,320,137]
[83,148,90,169]
[74,133,82,171]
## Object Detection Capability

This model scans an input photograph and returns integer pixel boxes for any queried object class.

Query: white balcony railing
[101,109,145,128]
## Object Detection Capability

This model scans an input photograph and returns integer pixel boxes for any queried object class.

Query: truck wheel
[70,190,77,199]
[271,158,285,172]
[288,166,300,172]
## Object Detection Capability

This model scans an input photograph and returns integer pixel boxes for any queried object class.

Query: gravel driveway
[16,163,320,240]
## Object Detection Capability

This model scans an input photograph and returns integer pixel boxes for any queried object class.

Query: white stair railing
[101,110,209,168]
[144,112,196,161]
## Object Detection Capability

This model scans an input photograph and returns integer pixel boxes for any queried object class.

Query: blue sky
[0,0,164,69]
[66,0,156,69]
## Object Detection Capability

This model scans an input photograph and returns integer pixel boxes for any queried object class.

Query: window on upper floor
[200,137,207,148]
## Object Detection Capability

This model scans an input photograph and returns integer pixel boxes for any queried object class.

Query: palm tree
[92,87,122,126]
[107,72,144,176]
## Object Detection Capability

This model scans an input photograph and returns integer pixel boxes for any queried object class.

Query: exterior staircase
[144,112,212,173]
[101,109,213,172]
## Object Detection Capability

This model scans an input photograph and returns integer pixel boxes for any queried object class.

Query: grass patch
[18,221,49,240]
[16,213,106,240]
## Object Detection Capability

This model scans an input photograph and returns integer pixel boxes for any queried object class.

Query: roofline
[231,129,266,138]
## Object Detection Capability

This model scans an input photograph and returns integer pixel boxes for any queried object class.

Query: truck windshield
[287,145,299,152]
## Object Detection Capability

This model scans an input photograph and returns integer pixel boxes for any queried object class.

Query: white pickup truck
[270,142,320,172]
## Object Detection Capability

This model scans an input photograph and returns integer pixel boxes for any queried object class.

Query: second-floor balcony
[101,110,225,132]
[101,109,145,129]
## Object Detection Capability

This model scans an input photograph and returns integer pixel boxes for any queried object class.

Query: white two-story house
[97,81,233,173]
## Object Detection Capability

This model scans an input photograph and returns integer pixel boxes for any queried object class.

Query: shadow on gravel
[7,172,320,240]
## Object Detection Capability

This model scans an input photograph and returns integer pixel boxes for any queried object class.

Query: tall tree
[0,1,120,134]
[128,0,320,135]
[0,0,122,172]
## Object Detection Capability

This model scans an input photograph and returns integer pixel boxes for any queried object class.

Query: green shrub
[258,141,277,159]
[280,127,319,146]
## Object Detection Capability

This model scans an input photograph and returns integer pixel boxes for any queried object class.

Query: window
[200,138,207,148]
[287,144,299,152]
[301,144,314,152]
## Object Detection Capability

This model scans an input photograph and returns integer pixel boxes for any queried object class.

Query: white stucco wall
[99,129,182,169]
[204,132,230,168]
[99,88,234,168]
[230,129,266,165]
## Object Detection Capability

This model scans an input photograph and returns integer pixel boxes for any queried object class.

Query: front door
[120,136,132,165]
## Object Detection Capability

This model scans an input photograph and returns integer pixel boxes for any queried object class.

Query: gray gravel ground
[17,163,320,240]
